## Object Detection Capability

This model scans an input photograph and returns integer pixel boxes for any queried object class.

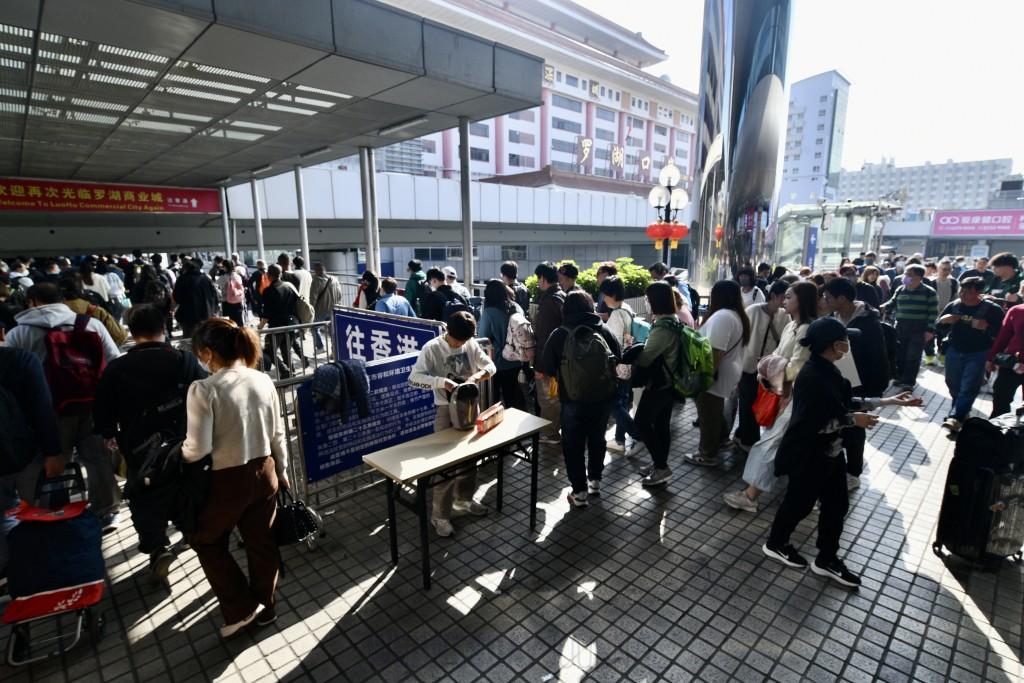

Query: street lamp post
[647,162,689,267]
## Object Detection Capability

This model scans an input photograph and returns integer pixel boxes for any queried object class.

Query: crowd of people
[1,244,1022,640]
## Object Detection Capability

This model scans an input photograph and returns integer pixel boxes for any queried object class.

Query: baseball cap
[442,266,457,280]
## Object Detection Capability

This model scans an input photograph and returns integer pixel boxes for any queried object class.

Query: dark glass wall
[690,0,792,290]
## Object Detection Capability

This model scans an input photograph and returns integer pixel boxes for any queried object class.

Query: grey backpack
[448,382,481,430]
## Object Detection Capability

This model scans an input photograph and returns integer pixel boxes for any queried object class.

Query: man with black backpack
[420,267,469,322]
[3,283,122,530]
[172,258,219,338]
[93,304,208,583]
[538,291,621,507]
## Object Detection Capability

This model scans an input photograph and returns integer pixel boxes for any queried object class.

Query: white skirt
[741,400,793,492]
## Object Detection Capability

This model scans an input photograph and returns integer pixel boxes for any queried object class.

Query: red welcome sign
[0,177,221,213]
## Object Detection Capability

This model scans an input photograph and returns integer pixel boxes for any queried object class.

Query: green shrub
[523,257,652,302]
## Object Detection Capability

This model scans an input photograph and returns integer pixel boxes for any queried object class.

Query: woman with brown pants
[183,318,288,638]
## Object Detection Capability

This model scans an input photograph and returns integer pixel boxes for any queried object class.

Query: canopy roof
[0,0,542,187]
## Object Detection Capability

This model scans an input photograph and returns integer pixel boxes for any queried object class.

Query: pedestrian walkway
[2,366,1022,683]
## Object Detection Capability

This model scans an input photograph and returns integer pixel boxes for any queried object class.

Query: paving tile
[2,372,1022,682]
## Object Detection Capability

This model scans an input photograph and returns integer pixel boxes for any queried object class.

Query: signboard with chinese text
[0,177,220,213]
[543,64,555,83]
[332,307,442,362]
[931,209,1024,237]
[297,353,434,482]
[576,137,593,166]
[806,227,819,270]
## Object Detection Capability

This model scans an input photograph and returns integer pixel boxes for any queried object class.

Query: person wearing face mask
[736,267,765,309]
[880,265,937,391]
[762,317,922,587]
[924,259,959,366]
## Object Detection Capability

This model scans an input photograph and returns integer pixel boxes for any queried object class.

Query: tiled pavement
[3,365,1023,682]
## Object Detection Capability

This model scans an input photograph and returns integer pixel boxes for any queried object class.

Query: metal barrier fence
[257,315,494,526]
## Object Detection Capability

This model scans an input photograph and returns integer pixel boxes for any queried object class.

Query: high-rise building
[838,158,1014,214]
[337,0,699,189]
[779,70,850,205]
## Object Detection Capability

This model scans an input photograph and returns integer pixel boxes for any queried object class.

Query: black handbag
[273,487,321,546]
[993,352,1018,369]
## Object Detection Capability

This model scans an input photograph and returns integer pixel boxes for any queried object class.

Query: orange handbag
[752,384,782,428]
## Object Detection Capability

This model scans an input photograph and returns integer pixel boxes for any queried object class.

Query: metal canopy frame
[0,0,542,188]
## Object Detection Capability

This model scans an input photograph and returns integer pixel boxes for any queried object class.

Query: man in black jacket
[172,258,219,337]
[93,304,207,582]
[419,267,467,322]
[821,277,890,492]
[532,262,566,444]
[260,264,304,377]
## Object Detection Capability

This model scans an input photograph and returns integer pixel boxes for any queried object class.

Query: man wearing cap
[443,266,471,300]
[764,318,921,588]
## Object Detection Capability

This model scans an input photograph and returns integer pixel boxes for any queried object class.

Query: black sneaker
[811,556,861,588]
[762,543,809,569]
[254,607,277,627]
[149,548,175,583]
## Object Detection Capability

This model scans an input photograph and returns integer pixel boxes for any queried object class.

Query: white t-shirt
[700,308,745,399]
[741,287,765,308]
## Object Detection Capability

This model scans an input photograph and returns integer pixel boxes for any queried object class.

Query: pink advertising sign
[932,209,1024,237]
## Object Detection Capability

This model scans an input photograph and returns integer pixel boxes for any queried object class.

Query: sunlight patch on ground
[557,635,597,683]
[446,585,482,616]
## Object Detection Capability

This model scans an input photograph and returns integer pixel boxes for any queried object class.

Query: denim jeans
[944,347,989,421]
[560,401,612,492]
[610,380,636,443]
[313,313,329,350]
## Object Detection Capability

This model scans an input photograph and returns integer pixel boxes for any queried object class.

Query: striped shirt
[882,283,939,330]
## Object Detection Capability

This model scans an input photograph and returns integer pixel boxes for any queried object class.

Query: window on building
[615,92,620,102]
[508,109,535,122]
[470,122,489,137]
[812,166,821,172]
[629,115,646,128]
[793,154,801,161]
[470,147,489,162]
[815,138,824,145]
[600,86,605,96]
[814,152,822,159]
[446,246,478,260]
[595,128,615,142]
[654,143,666,153]
[795,127,803,134]
[565,74,578,87]
[644,102,649,110]
[818,109,827,116]
[625,136,642,147]
[551,139,577,153]
[413,247,446,261]
[501,245,528,261]
[508,130,535,145]
[595,107,615,122]
[556,71,562,82]
[422,140,437,154]
[676,148,688,158]
[819,95,828,102]
[595,147,611,160]
[676,130,690,142]
[508,153,535,168]
[817,124,825,131]
[655,125,668,136]
[551,117,582,134]
[552,160,576,172]
[581,80,587,91]
[784,155,790,161]
[552,94,582,113]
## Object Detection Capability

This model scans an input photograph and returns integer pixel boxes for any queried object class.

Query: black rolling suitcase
[934,411,1024,569]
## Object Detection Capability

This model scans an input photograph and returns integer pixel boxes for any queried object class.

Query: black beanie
[800,317,849,355]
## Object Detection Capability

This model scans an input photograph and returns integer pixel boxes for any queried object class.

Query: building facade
[779,70,850,206]
[838,157,1013,214]
[339,0,699,190]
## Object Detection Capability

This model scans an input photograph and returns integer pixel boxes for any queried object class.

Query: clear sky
[583,0,1021,172]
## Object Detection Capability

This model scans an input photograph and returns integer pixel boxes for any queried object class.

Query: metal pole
[458,117,474,288]
[358,147,381,273]
[662,203,671,267]
[250,178,265,262]
[293,165,310,267]
[218,186,231,258]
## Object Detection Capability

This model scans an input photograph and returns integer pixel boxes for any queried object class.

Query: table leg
[496,449,505,514]
[530,433,539,531]
[386,479,398,565]
[417,476,432,590]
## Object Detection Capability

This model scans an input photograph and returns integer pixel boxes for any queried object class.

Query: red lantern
[714,224,725,243]
[646,221,671,250]
[668,222,689,249]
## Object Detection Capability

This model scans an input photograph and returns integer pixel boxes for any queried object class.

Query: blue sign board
[332,307,441,362]
[806,227,819,271]
[297,353,435,483]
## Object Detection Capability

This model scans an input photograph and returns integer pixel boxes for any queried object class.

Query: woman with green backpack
[631,281,685,487]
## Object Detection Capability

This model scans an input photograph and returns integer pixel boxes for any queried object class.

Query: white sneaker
[626,440,646,458]
[567,491,589,508]
[220,608,258,638]
[723,489,758,513]
[451,500,488,516]
[846,474,861,492]
[606,441,625,454]
[942,417,961,433]
[431,518,454,537]
[587,479,600,495]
